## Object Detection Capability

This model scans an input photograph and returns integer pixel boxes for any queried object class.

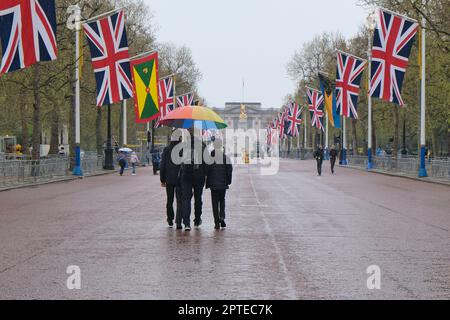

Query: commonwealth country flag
[130,52,160,123]
[318,72,340,129]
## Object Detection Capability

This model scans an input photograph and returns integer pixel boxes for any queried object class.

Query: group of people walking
[314,145,338,176]
[117,151,140,176]
[160,135,233,231]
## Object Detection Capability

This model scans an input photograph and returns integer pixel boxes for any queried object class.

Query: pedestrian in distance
[117,151,127,176]
[160,135,183,229]
[180,134,207,231]
[151,147,161,175]
[329,145,338,175]
[130,151,139,176]
[206,146,233,230]
[314,145,324,176]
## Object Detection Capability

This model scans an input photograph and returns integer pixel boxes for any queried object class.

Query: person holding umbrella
[117,151,127,176]
[206,140,233,230]
[158,105,228,231]
[160,133,183,229]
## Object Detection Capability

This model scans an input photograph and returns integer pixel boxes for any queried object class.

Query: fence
[0,155,104,189]
[346,155,450,180]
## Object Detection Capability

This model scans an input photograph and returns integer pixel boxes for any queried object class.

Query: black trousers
[316,159,323,176]
[181,181,204,226]
[152,162,158,175]
[211,189,227,224]
[166,184,182,226]
[330,158,336,174]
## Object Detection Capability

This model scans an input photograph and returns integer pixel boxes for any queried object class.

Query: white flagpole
[122,100,127,145]
[342,116,348,165]
[418,2,428,177]
[367,12,376,170]
[304,111,307,149]
[325,112,329,159]
[72,5,83,176]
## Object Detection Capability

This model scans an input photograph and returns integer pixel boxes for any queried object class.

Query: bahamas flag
[130,52,160,123]
[318,72,340,129]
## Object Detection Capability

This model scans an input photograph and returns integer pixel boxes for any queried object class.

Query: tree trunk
[49,105,60,155]
[447,123,450,156]
[392,107,400,158]
[20,99,29,155]
[432,128,439,158]
[351,118,357,155]
[32,64,41,160]
[96,106,103,156]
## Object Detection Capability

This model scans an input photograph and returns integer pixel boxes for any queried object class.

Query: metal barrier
[81,155,104,175]
[346,155,450,180]
[0,158,69,188]
[0,155,106,188]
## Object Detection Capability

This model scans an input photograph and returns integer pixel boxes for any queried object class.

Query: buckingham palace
[213,102,278,131]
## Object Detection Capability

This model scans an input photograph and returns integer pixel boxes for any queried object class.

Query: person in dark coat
[151,148,161,175]
[314,145,324,176]
[329,145,338,175]
[206,148,233,230]
[160,137,183,229]
[117,151,127,176]
[180,136,207,230]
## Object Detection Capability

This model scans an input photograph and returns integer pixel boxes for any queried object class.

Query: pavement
[0,159,449,300]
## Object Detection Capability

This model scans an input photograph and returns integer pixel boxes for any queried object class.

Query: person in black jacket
[180,135,207,230]
[314,145,324,176]
[329,145,338,175]
[160,137,182,229]
[206,148,233,230]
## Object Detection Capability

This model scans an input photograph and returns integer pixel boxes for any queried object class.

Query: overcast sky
[144,0,369,109]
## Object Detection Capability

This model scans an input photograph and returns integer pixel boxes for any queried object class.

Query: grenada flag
[130,52,160,123]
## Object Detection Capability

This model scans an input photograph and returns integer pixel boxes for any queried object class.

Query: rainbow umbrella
[159,106,227,130]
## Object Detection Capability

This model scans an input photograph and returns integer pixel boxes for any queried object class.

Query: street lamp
[366,10,377,170]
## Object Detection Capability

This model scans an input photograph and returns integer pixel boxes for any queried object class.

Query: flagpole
[342,116,348,165]
[367,12,376,170]
[72,5,83,177]
[122,99,127,145]
[418,3,428,178]
[325,113,330,160]
[146,121,150,165]
[304,110,307,150]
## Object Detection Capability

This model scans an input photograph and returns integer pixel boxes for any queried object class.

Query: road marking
[248,170,299,300]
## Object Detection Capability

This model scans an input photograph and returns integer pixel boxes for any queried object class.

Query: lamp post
[366,11,377,170]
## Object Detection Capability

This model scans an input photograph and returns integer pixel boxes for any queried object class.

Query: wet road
[0,159,449,299]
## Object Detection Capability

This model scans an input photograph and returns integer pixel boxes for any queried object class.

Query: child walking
[130,152,139,176]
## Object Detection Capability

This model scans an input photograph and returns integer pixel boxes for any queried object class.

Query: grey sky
[145,0,369,109]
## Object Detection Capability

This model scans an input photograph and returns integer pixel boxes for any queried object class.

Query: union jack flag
[158,76,175,116]
[306,87,325,131]
[155,76,175,128]
[370,8,419,106]
[176,93,194,108]
[0,0,57,75]
[277,111,287,139]
[336,51,366,119]
[83,10,133,107]
[286,102,303,137]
